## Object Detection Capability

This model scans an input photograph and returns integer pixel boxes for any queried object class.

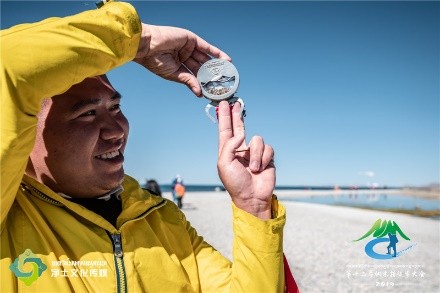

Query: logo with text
[9,249,47,286]
[353,219,417,260]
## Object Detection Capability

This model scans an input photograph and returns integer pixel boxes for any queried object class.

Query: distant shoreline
[400,187,440,200]
[273,188,440,200]
[174,189,440,219]
[164,189,439,218]
[272,188,440,218]
[156,184,439,200]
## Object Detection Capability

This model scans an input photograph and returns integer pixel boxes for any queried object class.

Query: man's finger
[217,101,233,156]
[261,144,275,171]
[249,136,264,172]
[192,49,211,66]
[183,57,201,75]
[168,66,201,96]
[231,102,246,150]
[195,36,231,61]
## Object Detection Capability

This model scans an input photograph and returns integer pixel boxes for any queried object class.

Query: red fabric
[284,254,300,293]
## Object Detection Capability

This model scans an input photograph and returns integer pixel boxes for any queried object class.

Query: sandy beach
[163,191,440,292]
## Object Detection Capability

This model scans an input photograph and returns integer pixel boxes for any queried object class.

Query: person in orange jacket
[171,175,186,208]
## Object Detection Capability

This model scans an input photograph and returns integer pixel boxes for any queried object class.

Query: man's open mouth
[96,150,120,160]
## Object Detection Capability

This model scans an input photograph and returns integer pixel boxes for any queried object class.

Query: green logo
[354,219,416,260]
[9,249,47,286]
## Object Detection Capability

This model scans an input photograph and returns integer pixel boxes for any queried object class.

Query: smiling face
[26,76,129,198]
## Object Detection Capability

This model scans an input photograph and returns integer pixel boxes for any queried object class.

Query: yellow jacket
[1,2,286,292]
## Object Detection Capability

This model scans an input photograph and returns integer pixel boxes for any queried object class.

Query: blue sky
[2,1,439,187]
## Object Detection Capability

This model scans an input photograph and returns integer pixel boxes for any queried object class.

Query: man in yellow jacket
[1,1,286,292]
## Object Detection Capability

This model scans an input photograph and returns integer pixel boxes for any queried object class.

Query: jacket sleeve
[0,1,141,225]
[189,201,286,292]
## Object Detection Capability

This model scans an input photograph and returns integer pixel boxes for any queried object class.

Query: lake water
[280,193,440,211]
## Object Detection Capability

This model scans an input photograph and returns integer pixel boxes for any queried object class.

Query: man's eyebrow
[70,92,122,112]
[70,98,101,113]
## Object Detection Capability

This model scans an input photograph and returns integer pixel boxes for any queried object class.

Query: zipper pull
[111,233,124,258]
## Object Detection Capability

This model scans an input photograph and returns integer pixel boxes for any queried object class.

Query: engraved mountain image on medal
[201,76,235,95]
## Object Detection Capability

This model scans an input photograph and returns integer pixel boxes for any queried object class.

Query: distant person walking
[172,175,186,208]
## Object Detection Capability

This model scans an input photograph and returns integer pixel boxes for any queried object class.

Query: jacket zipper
[108,199,166,292]
[110,232,127,293]
[21,183,63,206]
[23,181,167,292]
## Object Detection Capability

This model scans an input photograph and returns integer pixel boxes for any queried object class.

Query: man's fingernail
[251,161,260,171]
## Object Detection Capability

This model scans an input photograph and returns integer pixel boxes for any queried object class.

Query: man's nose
[100,114,125,140]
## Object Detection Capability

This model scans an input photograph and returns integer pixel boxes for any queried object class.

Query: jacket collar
[59,185,124,201]
[21,174,166,230]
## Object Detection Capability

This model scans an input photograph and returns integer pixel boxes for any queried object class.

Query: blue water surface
[281,193,440,211]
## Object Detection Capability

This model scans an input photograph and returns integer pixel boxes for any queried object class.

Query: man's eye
[110,104,121,111]
[78,110,96,117]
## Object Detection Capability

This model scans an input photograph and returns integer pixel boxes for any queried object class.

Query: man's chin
[56,169,125,198]
[93,169,125,193]
[105,169,125,186]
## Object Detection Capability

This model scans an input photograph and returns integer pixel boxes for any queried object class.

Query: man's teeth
[97,150,119,159]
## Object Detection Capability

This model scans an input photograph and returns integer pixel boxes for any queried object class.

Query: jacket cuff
[231,200,285,253]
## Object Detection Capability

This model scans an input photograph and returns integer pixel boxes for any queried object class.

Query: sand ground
[164,191,440,293]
